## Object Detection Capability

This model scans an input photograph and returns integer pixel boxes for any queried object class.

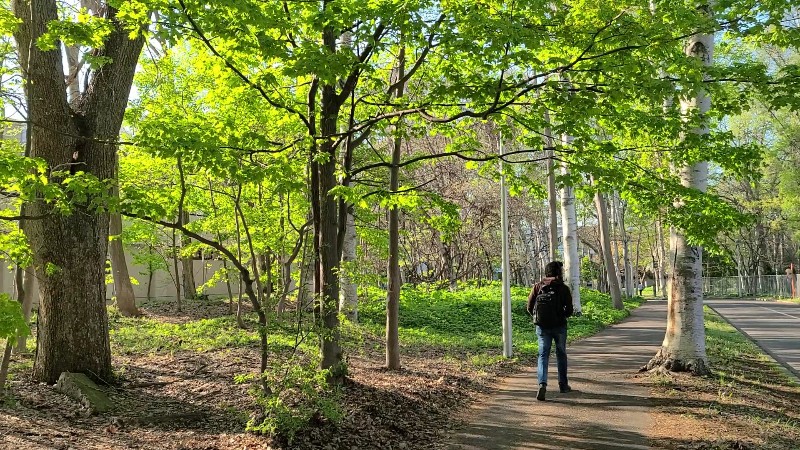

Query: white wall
[0,255,235,303]
[0,264,15,298]
[112,254,235,300]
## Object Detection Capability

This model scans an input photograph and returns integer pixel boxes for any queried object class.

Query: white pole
[499,131,513,358]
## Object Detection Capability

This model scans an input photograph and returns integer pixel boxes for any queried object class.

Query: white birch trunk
[544,111,559,262]
[559,137,581,313]
[339,211,358,321]
[647,5,712,374]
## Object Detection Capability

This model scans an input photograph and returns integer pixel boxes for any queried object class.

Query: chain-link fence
[703,275,798,298]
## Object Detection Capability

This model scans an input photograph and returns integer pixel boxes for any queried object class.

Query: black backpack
[533,284,562,328]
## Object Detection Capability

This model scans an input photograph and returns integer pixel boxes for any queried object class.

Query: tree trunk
[207,180,235,313]
[656,218,668,298]
[544,111,559,262]
[646,5,712,375]
[109,212,138,316]
[0,340,12,391]
[594,189,624,309]
[339,209,358,321]
[386,44,406,371]
[172,228,182,311]
[634,226,642,294]
[109,166,138,316]
[522,219,540,284]
[14,267,36,353]
[559,140,581,313]
[618,197,635,297]
[13,0,144,384]
[180,210,195,300]
[314,35,343,375]
[298,238,315,311]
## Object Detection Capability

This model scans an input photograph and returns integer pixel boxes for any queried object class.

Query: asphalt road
[706,299,800,380]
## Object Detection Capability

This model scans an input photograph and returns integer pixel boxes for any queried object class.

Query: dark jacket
[526,277,574,327]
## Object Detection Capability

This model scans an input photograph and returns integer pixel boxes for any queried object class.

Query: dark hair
[545,261,564,278]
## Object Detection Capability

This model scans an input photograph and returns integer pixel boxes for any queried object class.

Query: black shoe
[559,383,572,393]
[536,383,546,401]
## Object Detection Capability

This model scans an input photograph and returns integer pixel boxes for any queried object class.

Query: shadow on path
[448,301,667,450]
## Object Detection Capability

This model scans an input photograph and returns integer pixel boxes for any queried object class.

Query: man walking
[527,261,574,401]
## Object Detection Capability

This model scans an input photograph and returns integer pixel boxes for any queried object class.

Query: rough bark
[314,22,343,374]
[594,189,624,309]
[646,3,712,375]
[14,0,145,383]
[559,138,581,313]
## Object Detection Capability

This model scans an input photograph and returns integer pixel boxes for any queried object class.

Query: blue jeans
[536,325,568,386]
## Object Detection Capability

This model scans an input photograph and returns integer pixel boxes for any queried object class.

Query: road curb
[706,304,800,386]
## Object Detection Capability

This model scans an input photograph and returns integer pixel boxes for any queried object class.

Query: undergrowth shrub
[238,358,342,444]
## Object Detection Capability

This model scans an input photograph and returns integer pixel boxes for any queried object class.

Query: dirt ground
[0,301,510,450]
[645,366,800,450]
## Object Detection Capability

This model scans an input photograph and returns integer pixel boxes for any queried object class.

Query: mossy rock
[55,372,113,414]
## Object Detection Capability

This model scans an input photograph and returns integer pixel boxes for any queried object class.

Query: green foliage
[109,311,258,354]
[0,4,19,36]
[37,11,113,52]
[240,359,342,444]
[0,293,29,341]
[580,256,599,283]
[0,227,30,269]
[359,282,643,358]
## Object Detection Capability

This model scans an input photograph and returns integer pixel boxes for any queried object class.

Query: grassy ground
[0,284,642,450]
[647,307,800,450]
[359,282,644,360]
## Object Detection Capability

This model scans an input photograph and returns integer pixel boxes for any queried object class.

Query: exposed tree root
[641,348,710,376]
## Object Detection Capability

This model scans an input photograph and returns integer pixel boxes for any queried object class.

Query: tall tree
[386,42,406,370]
[12,0,145,383]
[109,153,138,316]
[646,1,713,375]
[544,111,559,262]
[594,187,624,309]
[559,136,581,314]
[616,195,635,297]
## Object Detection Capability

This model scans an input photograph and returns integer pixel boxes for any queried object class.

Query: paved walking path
[448,300,667,450]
